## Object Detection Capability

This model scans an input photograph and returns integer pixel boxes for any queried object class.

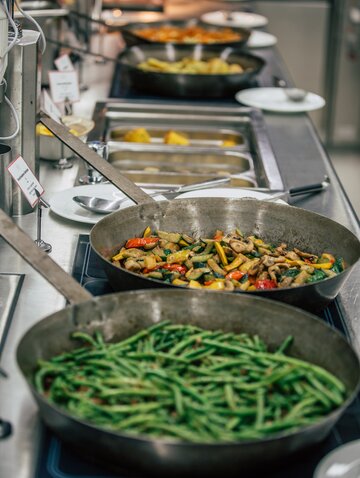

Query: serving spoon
[73,177,330,214]
[72,177,231,214]
[273,76,308,102]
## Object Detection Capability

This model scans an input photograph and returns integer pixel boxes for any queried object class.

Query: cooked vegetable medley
[111,228,345,291]
[132,25,244,44]
[138,57,245,75]
[35,321,346,442]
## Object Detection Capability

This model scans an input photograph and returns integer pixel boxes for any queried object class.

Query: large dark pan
[120,19,251,49]
[41,117,360,312]
[91,198,360,312]
[118,44,264,98]
[0,210,359,476]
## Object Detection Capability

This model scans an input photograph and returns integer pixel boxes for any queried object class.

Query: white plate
[201,10,268,28]
[235,87,326,113]
[49,185,287,225]
[314,440,360,478]
[176,187,287,204]
[48,184,164,225]
[248,30,277,48]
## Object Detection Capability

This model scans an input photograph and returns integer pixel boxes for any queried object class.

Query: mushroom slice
[124,258,142,272]
[257,271,270,281]
[224,280,235,291]
[278,276,294,288]
[262,255,276,267]
[275,243,288,254]
[294,248,318,261]
[286,251,301,261]
[268,263,290,282]
[123,249,146,259]
[229,238,254,254]
[292,270,311,286]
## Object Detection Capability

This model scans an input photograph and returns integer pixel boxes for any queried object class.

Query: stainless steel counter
[0,9,359,478]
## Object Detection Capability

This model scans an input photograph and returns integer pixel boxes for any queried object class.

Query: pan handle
[0,209,93,305]
[40,116,155,206]
[288,176,330,197]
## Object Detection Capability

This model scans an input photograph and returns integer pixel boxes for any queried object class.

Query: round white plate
[201,10,268,29]
[235,87,326,113]
[314,440,360,478]
[248,30,277,48]
[48,184,163,225]
[49,185,287,224]
[176,187,287,204]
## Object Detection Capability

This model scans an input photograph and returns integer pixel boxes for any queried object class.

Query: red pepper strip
[225,271,245,281]
[162,264,187,274]
[204,280,215,286]
[143,263,187,274]
[255,279,277,290]
[125,237,159,249]
[213,229,224,241]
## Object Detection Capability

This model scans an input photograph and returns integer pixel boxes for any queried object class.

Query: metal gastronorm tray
[89,100,284,190]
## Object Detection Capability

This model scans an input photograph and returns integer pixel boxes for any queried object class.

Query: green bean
[276,335,293,354]
[255,389,265,428]
[224,384,237,410]
[111,414,159,431]
[172,385,184,417]
[71,331,98,347]
[34,321,347,444]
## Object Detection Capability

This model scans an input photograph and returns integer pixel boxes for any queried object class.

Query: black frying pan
[117,44,264,98]
[0,210,359,476]
[120,19,251,49]
[40,117,360,312]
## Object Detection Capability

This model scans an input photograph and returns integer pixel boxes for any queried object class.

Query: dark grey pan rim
[16,289,360,449]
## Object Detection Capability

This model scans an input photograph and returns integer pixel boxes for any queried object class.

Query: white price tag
[41,89,62,122]
[7,156,44,208]
[48,70,80,104]
[54,54,74,72]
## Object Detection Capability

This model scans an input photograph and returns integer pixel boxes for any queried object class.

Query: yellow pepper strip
[172,278,188,286]
[285,259,306,266]
[167,250,191,264]
[224,254,245,272]
[204,281,225,290]
[178,239,189,247]
[214,242,228,266]
[111,247,126,261]
[311,262,333,270]
[239,258,260,273]
[188,280,202,289]
[143,226,152,238]
[247,285,257,291]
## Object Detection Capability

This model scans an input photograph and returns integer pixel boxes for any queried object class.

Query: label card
[41,89,62,122]
[48,70,80,104]
[7,156,44,208]
[54,54,74,72]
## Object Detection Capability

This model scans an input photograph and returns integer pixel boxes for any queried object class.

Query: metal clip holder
[34,189,52,253]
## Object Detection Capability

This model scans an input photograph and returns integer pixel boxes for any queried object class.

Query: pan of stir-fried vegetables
[91,198,360,311]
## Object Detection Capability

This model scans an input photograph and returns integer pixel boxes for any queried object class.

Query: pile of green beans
[34,321,346,443]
